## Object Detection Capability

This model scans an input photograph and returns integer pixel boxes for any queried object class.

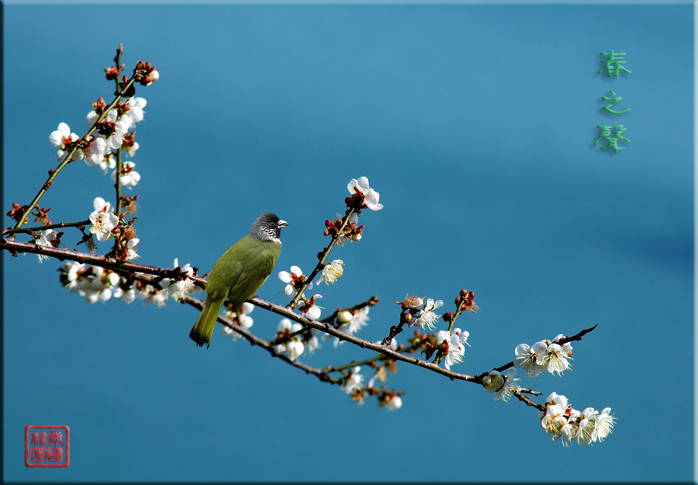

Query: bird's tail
[189,296,226,348]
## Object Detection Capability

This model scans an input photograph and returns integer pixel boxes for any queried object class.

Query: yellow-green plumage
[190,213,286,348]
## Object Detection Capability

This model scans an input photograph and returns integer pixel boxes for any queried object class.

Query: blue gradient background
[3,3,694,483]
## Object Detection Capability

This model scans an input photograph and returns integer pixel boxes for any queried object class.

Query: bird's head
[250,212,288,243]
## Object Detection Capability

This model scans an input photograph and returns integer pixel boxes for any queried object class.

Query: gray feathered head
[249,212,288,242]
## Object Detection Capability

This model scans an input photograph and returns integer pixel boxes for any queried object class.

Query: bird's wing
[205,245,245,301]
[226,242,279,309]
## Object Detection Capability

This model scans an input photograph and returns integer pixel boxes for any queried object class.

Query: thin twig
[2,219,89,236]
[288,207,355,308]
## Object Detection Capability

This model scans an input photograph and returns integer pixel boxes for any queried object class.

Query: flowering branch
[270,295,379,346]
[3,45,616,444]
[288,206,355,309]
[490,323,598,375]
[249,296,479,383]
[12,68,142,232]
[0,237,202,288]
[183,295,341,385]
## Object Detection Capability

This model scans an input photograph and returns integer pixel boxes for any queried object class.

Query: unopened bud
[337,311,353,324]
[481,371,504,393]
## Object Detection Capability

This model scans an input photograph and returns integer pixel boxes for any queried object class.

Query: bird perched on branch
[190,212,287,348]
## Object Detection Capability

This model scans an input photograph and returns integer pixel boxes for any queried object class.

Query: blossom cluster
[87,196,140,260]
[325,176,383,244]
[540,392,615,446]
[404,296,443,331]
[395,294,473,371]
[339,365,402,410]
[220,302,256,341]
[34,229,62,263]
[272,318,319,361]
[58,258,196,306]
[48,95,147,189]
[436,328,470,370]
[514,334,573,377]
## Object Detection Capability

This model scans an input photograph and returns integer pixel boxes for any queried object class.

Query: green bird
[190,212,288,348]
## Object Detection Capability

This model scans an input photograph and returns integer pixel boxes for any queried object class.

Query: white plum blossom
[326,307,371,348]
[124,140,139,157]
[535,340,573,376]
[118,281,138,304]
[298,294,323,320]
[48,122,73,147]
[59,259,168,307]
[513,342,545,378]
[411,298,443,331]
[593,407,615,443]
[540,393,569,440]
[88,213,118,242]
[515,338,573,377]
[89,197,119,242]
[35,229,58,263]
[347,176,383,211]
[317,259,344,285]
[101,109,132,149]
[124,238,140,261]
[123,97,147,125]
[305,332,320,354]
[278,265,311,298]
[538,392,614,446]
[576,407,597,446]
[86,109,99,126]
[96,153,117,175]
[436,328,470,370]
[539,342,572,375]
[273,318,305,361]
[62,262,86,292]
[222,302,255,341]
[160,258,196,301]
[494,368,519,402]
[560,408,582,447]
[83,136,107,166]
[93,196,113,213]
[149,291,167,307]
[340,307,370,335]
[112,161,140,188]
[403,294,424,310]
[49,122,83,161]
[385,395,402,411]
[341,366,364,395]
[68,265,116,304]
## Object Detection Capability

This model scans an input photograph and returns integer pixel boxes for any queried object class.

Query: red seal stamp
[25,425,70,468]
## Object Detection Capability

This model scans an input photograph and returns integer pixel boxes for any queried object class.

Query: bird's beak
[279,220,289,228]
